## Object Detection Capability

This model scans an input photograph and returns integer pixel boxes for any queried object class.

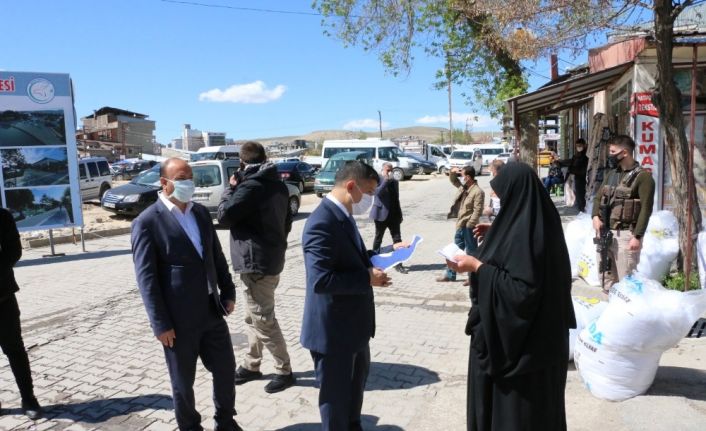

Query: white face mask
[352,184,374,215]
[166,179,195,203]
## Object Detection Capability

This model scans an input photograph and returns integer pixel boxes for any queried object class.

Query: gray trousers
[597,229,641,293]
[240,273,292,375]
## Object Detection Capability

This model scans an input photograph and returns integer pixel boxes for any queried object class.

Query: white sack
[574,331,661,401]
[568,296,608,361]
[577,236,601,287]
[574,275,706,401]
[564,213,594,278]
[636,210,679,281]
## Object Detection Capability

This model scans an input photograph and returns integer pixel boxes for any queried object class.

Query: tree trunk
[519,111,539,167]
[652,0,703,272]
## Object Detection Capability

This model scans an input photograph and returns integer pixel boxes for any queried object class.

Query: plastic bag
[564,174,576,207]
[635,211,679,281]
[564,213,593,278]
[574,275,706,401]
[568,296,607,361]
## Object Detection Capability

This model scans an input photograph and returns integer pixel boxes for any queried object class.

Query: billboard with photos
[0,72,83,230]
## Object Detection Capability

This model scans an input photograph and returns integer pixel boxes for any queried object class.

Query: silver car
[190,160,301,217]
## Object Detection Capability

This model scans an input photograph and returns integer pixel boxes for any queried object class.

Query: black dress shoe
[264,373,296,393]
[22,400,42,420]
[215,418,244,431]
[394,263,409,274]
[235,366,263,385]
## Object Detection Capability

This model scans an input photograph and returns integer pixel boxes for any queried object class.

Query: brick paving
[1,174,705,431]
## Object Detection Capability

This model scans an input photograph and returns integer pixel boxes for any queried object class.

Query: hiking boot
[234,366,262,385]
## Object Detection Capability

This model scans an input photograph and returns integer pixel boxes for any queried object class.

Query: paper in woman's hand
[437,243,465,262]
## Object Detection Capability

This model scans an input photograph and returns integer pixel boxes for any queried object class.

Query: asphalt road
[16,206,70,228]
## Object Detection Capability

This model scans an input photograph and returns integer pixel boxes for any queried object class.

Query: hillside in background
[249,126,501,146]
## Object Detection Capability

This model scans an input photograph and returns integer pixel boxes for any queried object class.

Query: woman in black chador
[446,162,576,431]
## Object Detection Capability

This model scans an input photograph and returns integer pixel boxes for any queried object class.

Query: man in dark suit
[0,208,42,420]
[301,161,396,431]
[131,158,241,431]
[370,162,408,274]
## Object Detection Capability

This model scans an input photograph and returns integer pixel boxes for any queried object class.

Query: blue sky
[3,0,580,144]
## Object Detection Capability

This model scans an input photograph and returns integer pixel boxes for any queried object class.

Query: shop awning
[507,62,633,115]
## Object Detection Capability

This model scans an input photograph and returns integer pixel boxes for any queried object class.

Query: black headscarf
[469,162,576,378]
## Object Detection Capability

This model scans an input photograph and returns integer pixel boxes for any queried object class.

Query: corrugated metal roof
[506,62,632,115]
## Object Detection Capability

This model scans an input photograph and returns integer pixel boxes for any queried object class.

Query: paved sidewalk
[1,174,704,431]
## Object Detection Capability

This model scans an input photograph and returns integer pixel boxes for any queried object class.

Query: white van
[320,138,418,180]
[78,157,112,201]
[190,145,241,162]
[470,143,506,167]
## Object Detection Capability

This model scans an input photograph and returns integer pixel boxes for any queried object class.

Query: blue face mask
[167,179,195,203]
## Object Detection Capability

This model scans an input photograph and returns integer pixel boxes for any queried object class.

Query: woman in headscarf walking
[446,162,576,431]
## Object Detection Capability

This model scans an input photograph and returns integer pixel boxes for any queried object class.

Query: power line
[159,0,323,16]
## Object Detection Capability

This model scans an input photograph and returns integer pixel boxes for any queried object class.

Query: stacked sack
[568,296,607,361]
[564,213,593,279]
[574,275,706,401]
[635,210,679,281]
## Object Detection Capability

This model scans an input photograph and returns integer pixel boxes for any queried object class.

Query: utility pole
[446,55,454,150]
[378,110,383,139]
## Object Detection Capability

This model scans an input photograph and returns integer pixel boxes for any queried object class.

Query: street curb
[25,226,132,248]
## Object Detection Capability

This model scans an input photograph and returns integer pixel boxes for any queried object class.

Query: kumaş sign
[0,72,83,231]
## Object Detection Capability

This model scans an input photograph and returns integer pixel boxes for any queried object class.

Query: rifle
[593,202,613,290]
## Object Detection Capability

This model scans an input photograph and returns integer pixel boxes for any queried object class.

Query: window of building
[610,79,632,135]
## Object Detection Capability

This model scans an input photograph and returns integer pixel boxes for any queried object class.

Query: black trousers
[163,304,237,431]
[574,178,587,212]
[0,293,36,403]
[311,345,370,431]
[372,219,402,253]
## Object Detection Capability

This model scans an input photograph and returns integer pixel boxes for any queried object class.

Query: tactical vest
[600,166,643,230]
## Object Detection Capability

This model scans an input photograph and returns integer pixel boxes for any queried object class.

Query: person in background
[542,157,564,193]
[217,141,296,393]
[559,138,589,212]
[131,158,240,431]
[370,162,407,273]
[483,159,505,222]
[0,208,42,421]
[591,134,655,294]
[447,162,575,431]
[438,166,485,285]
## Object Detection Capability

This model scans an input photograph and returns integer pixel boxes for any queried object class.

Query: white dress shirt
[159,192,203,258]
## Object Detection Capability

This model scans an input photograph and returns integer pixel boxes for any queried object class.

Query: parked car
[79,157,113,201]
[494,152,511,164]
[190,159,301,217]
[439,150,483,175]
[112,160,158,181]
[314,151,373,198]
[101,164,160,216]
[275,161,317,192]
[400,152,436,175]
[190,159,240,216]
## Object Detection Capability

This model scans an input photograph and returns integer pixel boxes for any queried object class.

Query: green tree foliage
[313,1,642,117]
